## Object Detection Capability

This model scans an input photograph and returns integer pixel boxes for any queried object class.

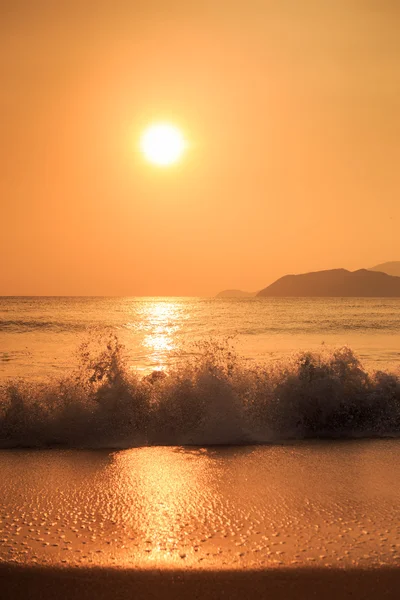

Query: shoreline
[1,443,399,595]
[2,564,400,600]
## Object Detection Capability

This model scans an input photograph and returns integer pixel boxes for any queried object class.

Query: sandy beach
[2,563,400,600]
[0,441,399,597]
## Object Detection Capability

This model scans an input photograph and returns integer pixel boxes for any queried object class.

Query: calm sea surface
[1,297,399,380]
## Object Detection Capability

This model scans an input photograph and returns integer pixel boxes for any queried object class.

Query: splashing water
[0,332,399,448]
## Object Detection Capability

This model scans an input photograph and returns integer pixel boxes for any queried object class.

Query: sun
[140,123,186,166]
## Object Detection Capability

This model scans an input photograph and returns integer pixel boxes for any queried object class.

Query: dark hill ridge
[257,268,400,297]
[369,261,400,278]
[216,289,255,298]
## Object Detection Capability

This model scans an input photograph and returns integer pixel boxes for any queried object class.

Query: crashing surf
[0,332,399,448]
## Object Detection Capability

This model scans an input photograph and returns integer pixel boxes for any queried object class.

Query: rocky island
[257,268,400,297]
[369,261,400,277]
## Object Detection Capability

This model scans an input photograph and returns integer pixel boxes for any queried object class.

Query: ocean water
[2,296,400,377]
[0,296,400,447]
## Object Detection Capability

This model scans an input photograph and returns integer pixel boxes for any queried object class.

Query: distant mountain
[369,262,400,278]
[216,289,255,298]
[257,269,400,297]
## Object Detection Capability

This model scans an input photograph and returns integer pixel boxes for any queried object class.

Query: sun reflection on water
[128,300,190,372]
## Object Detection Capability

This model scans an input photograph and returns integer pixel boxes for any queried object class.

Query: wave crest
[1,333,399,447]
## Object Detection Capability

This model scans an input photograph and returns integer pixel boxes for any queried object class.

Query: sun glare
[140,123,186,166]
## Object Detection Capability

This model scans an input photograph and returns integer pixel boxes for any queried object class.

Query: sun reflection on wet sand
[110,448,214,565]
[1,443,400,570]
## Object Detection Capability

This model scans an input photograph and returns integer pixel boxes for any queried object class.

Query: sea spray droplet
[0,334,400,448]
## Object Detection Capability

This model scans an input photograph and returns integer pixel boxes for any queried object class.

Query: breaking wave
[0,319,90,333]
[0,332,399,448]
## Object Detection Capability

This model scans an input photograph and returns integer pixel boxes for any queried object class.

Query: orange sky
[1,1,399,296]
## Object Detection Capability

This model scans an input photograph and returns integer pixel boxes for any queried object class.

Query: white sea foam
[0,332,399,448]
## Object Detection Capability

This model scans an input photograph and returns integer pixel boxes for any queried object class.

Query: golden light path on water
[2,297,400,380]
[126,300,191,372]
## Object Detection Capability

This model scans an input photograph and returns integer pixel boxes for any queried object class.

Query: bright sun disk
[140,123,186,166]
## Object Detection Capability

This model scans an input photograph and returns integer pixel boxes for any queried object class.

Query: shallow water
[1,296,400,379]
[0,441,399,569]
[1,296,400,447]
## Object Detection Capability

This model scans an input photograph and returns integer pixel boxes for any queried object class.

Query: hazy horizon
[2,1,399,296]
[0,259,399,298]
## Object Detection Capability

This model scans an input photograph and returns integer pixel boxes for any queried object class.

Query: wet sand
[1,441,400,597]
[2,564,400,600]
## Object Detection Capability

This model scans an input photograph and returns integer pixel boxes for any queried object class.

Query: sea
[0,296,399,447]
[1,297,400,580]
[1,296,400,377]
